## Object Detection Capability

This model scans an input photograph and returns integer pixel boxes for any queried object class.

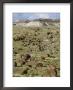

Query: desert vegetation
[13,19,60,77]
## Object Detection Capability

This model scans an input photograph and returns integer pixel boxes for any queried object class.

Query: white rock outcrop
[24,21,43,27]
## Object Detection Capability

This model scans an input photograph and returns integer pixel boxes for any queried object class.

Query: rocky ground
[13,20,60,77]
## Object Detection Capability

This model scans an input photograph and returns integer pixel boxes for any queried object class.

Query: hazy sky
[13,13,60,22]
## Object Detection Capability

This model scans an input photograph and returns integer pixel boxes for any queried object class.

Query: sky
[13,13,60,22]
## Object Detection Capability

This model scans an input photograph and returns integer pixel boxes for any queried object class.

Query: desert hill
[13,19,60,28]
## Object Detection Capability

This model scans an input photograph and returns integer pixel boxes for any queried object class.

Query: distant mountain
[13,18,60,28]
[14,18,60,23]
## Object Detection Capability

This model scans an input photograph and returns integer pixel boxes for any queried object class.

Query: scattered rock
[21,54,31,62]
[47,65,57,77]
